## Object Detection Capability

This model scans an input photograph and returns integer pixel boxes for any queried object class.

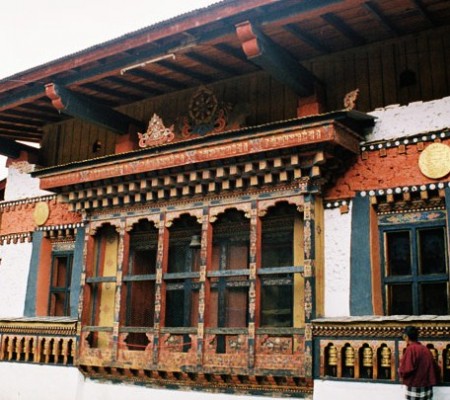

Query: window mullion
[217,243,228,328]
[411,227,420,315]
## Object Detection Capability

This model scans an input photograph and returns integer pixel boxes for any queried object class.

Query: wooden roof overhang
[0,0,448,150]
[32,110,373,211]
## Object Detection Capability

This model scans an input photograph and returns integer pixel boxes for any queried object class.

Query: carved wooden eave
[0,317,77,336]
[312,316,450,339]
[45,83,144,135]
[32,110,373,211]
[77,366,313,397]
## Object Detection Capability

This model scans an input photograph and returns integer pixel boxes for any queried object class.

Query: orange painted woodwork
[35,238,52,316]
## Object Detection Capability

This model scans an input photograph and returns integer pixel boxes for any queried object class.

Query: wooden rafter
[235,20,317,97]
[0,115,42,129]
[213,43,248,63]
[127,69,187,90]
[322,12,366,46]
[105,77,163,97]
[157,60,214,83]
[364,1,402,36]
[45,83,144,135]
[0,136,39,158]
[3,109,62,122]
[411,0,435,26]
[0,122,41,134]
[284,23,331,54]
[185,52,241,75]
[81,82,143,103]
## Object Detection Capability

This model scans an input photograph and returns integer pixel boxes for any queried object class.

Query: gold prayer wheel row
[324,342,393,379]
[323,341,450,381]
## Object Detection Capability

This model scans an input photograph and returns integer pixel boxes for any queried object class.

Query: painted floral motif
[379,210,445,225]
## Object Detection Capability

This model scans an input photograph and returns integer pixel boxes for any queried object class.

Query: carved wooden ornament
[138,113,175,148]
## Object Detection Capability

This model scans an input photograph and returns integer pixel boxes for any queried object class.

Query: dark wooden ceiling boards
[0,0,448,144]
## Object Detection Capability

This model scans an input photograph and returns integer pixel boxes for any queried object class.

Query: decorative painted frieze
[360,130,449,153]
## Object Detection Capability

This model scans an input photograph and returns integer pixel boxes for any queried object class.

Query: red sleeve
[399,347,416,379]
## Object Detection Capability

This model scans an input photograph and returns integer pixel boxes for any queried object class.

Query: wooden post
[303,193,316,379]
[152,212,168,365]
[197,207,211,368]
[111,219,127,361]
[247,200,260,370]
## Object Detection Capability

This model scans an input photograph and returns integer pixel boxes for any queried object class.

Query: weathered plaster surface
[367,97,450,141]
[324,206,351,317]
[4,162,51,201]
[0,242,32,317]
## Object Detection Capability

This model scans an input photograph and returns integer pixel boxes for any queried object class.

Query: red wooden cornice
[37,122,360,190]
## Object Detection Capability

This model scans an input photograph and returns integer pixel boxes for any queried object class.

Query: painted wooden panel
[309,25,450,111]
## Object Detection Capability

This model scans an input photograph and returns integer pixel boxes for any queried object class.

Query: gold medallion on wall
[418,142,450,179]
[33,202,50,226]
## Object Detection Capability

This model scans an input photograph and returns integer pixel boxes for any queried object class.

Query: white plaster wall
[0,363,81,400]
[4,162,51,201]
[77,378,301,400]
[313,379,450,400]
[0,242,32,317]
[323,206,351,317]
[4,363,450,400]
[367,96,450,142]
[0,363,310,400]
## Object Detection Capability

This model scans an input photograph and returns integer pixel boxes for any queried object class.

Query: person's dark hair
[404,326,419,341]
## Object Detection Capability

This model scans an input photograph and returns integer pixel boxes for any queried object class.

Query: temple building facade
[0,1,449,399]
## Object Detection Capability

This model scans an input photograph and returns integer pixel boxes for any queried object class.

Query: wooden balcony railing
[0,317,77,366]
[313,316,450,384]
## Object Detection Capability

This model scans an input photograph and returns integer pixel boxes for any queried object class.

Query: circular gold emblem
[33,202,50,226]
[418,142,450,179]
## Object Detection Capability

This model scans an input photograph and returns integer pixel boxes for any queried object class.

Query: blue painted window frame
[380,218,449,315]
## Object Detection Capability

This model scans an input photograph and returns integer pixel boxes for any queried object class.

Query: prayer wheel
[362,346,373,367]
[380,346,391,368]
[328,344,338,367]
[344,345,355,367]
[429,347,438,364]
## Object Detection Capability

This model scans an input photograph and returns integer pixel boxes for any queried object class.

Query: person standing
[399,326,440,400]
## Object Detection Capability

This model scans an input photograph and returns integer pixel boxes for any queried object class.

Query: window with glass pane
[260,202,297,327]
[165,215,201,329]
[86,224,118,349]
[48,253,73,316]
[383,223,448,315]
[122,221,158,349]
[209,209,250,330]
